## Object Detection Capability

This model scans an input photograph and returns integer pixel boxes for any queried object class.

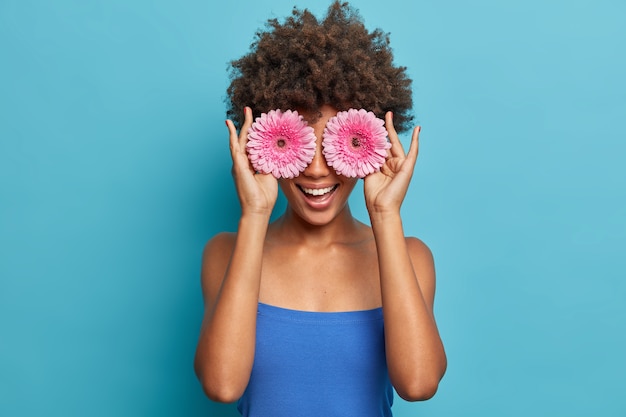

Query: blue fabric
[237,302,393,417]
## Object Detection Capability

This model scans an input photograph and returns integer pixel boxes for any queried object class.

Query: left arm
[371,216,446,401]
[365,114,447,401]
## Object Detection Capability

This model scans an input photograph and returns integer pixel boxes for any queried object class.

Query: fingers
[227,106,254,158]
[407,125,420,163]
[239,106,253,149]
[227,107,255,177]
[226,119,238,154]
[385,111,406,157]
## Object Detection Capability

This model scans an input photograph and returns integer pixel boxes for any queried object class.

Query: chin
[299,210,343,227]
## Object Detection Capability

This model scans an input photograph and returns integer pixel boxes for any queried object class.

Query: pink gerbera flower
[322,109,390,178]
[246,109,317,179]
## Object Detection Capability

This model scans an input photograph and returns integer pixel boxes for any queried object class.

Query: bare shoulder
[405,236,437,310]
[405,236,434,266]
[200,232,237,304]
[203,232,237,262]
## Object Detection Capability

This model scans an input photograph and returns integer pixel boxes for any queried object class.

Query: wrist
[239,212,272,227]
[368,209,402,225]
[240,205,274,219]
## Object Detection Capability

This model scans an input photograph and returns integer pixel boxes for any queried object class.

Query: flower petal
[246,109,316,178]
[322,109,389,178]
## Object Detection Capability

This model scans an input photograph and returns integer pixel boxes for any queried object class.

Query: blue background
[1,0,625,416]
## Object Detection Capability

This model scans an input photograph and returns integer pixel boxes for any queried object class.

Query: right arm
[194,108,277,402]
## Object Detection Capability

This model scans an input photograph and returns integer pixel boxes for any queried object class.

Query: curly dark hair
[226,1,414,132]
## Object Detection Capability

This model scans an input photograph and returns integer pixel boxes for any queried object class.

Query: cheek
[278,179,297,197]
[342,179,359,197]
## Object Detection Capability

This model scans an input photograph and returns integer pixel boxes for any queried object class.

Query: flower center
[351,137,361,148]
[276,138,286,148]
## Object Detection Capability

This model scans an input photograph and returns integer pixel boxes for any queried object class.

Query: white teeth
[301,186,335,196]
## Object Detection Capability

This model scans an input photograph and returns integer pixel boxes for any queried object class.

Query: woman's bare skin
[194,105,447,403]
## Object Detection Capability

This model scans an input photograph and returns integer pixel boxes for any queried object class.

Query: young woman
[195,2,446,415]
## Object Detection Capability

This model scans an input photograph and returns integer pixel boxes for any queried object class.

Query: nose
[303,138,331,178]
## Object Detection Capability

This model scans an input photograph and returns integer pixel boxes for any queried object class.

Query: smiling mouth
[297,185,338,197]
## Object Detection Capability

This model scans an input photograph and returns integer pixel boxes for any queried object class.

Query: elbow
[396,380,439,401]
[394,365,446,402]
[201,382,244,404]
[195,369,245,403]
[194,358,245,403]
[397,352,447,401]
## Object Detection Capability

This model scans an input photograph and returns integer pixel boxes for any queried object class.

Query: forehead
[298,104,340,124]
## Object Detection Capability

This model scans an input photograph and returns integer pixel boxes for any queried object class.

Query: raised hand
[226,107,278,218]
[363,111,420,218]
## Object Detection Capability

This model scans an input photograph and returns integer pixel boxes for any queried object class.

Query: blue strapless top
[237,302,393,417]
